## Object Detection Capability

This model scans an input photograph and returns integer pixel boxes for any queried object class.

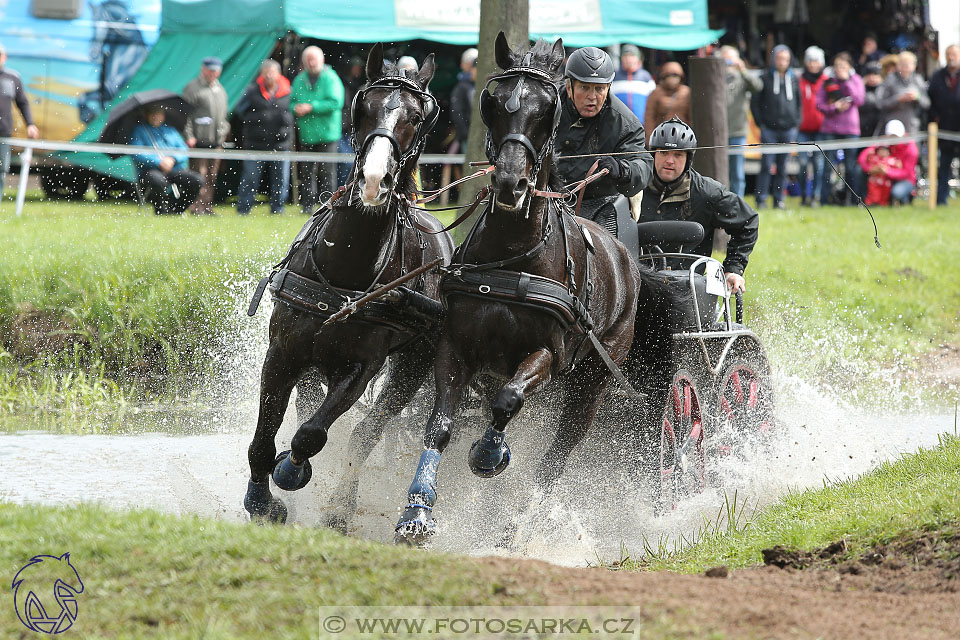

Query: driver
[638,117,758,294]
[555,47,653,236]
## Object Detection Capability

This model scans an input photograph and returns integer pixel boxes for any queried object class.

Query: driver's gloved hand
[596,156,621,180]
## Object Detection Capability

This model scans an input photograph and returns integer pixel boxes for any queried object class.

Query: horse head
[482,32,565,212]
[354,43,437,209]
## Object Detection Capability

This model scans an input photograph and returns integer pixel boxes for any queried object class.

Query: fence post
[15,146,33,217]
[928,122,938,210]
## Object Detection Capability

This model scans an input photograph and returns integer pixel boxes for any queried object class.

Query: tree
[454,0,529,239]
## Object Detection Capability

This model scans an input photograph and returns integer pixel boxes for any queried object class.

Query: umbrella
[98,89,194,158]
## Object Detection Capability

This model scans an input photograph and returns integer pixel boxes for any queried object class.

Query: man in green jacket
[291,46,345,214]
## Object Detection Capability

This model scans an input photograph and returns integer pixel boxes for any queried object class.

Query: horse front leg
[325,343,432,533]
[244,345,301,524]
[271,360,378,492]
[468,348,554,478]
[394,341,472,546]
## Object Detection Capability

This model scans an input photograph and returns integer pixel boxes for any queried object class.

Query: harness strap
[586,331,646,400]
[408,185,492,235]
[575,160,601,217]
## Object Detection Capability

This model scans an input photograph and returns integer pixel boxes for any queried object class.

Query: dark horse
[394,34,678,545]
[243,44,454,526]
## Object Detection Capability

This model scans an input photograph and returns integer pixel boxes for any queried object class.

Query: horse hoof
[244,480,288,524]
[394,505,436,547]
[468,435,511,478]
[272,450,313,491]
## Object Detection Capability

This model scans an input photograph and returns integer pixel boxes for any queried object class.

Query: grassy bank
[0,502,711,639]
[1,193,957,421]
[635,432,960,574]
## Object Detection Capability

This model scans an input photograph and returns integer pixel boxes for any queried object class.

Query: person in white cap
[797,45,826,207]
[397,56,418,74]
[856,119,918,205]
[450,48,478,153]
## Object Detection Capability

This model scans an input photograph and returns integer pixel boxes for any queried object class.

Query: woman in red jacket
[857,119,918,205]
[798,46,827,206]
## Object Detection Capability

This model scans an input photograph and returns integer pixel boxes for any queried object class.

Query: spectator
[0,42,39,198]
[797,46,827,207]
[182,56,229,215]
[816,52,864,206]
[397,56,418,74]
[857,34,885,75]
[612,44,655,122]
[928,44,960,206]
[877,51,929,134]
[235,59,294,215]
[857,119,918,205]
[450,48,478,154]
[720,45,762,197]
[861,145,899,205]
[751,44,801,209]
[643,61,690,142]
[878,53,899,78]
[130,105,202,215]
[859,61,884,137]
[338,56,364,185]
[291,46,344,215]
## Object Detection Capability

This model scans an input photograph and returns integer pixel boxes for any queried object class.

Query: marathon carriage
[619,215,775,512]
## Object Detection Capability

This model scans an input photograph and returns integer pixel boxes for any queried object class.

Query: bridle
[350,74,439,191]
[479,54,562,196]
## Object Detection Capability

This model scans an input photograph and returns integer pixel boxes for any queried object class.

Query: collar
[258,75,291,100]
[651,172,691,204]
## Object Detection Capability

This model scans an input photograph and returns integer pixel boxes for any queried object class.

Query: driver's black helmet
[649,116,697,176]
[564,47,616,84]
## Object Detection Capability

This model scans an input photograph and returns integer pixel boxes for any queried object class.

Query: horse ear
[549,38,565,74]
[366,43,385,82]
[417,53,436,89]
[495,31,515,70]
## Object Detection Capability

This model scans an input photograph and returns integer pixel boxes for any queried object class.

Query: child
[862,146,902,206]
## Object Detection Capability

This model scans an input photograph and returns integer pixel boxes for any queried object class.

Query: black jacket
[236,77,294,151]
[860,84,882,137]
[555,92,653,200]
[449,72,475,144]
[928,68,960,133]
[638,169,759,275]
[751,69,801,131]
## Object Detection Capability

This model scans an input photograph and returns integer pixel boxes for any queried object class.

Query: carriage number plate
[705,261,727,296]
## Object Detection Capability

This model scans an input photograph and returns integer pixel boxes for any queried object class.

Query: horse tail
[625,265,688,433]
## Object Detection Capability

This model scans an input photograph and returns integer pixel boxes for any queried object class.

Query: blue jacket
[611,67,655,122]
[130,122,189,172]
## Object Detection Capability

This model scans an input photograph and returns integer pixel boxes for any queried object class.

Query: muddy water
[2,294,956,566]
[0,384,954,567]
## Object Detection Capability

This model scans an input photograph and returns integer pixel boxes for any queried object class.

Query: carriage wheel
[712,359,774,461]
[657,368,707,513]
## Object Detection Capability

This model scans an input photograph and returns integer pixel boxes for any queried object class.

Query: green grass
[0,502,715,639]
[1,193,958,421]
[632,432,960,574]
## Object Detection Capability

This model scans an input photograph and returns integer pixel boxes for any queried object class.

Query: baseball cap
[621,44,641,58]
[863,61,882,76]
[202,56,223,70]
[884,119,906,137]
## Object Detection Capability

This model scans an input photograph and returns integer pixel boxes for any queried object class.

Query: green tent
[62,0,722,181]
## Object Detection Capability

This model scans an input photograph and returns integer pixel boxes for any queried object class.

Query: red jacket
[858,141,919,184]
[799,73,826,133]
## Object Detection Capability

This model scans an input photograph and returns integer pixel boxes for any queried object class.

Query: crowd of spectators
[2,36,959,213]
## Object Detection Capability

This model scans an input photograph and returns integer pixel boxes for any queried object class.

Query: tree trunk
[688,56,731,253]
[454,0,529,241]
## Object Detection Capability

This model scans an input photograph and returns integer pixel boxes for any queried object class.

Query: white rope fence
[2,126,957,216]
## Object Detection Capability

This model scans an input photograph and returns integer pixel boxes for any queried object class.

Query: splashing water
[0,282,955,568]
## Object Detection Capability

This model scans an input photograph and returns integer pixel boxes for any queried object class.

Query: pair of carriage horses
[243,34,717,545]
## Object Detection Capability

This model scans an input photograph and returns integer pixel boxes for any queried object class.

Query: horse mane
[495,38,564,81]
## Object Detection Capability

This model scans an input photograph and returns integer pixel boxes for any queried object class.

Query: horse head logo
[12,553,84,634]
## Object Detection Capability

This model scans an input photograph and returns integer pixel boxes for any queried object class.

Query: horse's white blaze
[360,108,400,207]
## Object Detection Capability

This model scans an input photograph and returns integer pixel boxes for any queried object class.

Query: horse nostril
[515,178,529,195]
[381,173,394,191]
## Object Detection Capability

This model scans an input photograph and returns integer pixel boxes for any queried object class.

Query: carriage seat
[635,221,705,248]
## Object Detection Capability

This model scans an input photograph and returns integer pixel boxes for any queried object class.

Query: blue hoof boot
[394,504,437,547]
[272,450,313,491]
[468,431,511,478]
[243,479,288,524]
